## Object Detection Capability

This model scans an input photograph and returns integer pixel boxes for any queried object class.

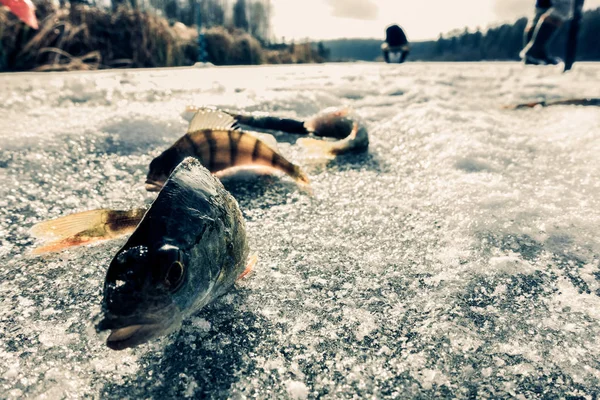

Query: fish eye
[165,261,185,291]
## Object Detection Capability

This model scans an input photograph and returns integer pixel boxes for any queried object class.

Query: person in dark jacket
[381,24,410,63]
[520,0,572,65]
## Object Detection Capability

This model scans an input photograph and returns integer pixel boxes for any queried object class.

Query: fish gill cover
[1,63,600,398]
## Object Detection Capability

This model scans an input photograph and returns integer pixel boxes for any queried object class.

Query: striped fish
[145,108,310,192]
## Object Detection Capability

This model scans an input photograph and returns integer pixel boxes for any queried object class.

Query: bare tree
[248,0,271,42]
[203,0,226,27]
[233,0,249,31]
[165,0,179,21]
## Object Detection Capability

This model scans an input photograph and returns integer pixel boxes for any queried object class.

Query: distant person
[520,0,572,65]
[381,24,410,64]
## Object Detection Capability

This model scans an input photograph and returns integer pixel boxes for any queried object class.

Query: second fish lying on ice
[145,108,310,192]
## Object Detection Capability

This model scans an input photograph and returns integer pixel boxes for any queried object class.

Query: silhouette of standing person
[381,24,410,63]
[521,0,573,65]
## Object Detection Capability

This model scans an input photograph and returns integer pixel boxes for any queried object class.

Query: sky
[270,0,600,42]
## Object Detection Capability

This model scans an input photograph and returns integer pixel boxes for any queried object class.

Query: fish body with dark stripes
[94,158,250,350]
[145,108,310,192]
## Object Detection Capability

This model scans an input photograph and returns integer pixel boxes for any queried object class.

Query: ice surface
[1,62,600,398]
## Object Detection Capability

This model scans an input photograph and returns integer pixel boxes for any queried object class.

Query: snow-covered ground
[1,62,600,398]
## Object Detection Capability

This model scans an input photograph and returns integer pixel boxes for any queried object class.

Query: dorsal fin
[187,108,240,133]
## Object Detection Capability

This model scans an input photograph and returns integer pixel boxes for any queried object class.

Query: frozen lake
[1,62,600,398]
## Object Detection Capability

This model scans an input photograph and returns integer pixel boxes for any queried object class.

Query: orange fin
[294,166,311,185]
[297,177,314,197]
[238,253,258,280]
[30,208,146,254]
[31,209,108,241]
[32,236,119,255]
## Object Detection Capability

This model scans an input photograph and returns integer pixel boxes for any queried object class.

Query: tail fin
[30,208,146,254]
[292,165,313,196]
[291,164,311,186]
[269,152,312,192]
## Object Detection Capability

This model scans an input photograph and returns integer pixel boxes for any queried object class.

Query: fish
[145,108,310,192]
[503,97,600,110]
[184,106,369,157]
[95,157,252,350]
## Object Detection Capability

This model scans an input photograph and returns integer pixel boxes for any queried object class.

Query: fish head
[96,242,199,350]
[100,157,245,350]
[304,107,354,139]
[145,148,182,192]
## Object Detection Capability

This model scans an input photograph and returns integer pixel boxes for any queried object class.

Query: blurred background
[1,0,599,71]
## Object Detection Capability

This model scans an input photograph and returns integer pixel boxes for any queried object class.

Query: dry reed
[0,1,325,72]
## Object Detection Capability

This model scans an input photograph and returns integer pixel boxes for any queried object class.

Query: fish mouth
[144,179,164,192]
[96,310,180,350]
[105,323,166,351]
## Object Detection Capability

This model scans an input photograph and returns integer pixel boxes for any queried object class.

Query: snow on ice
[0,62,600,398]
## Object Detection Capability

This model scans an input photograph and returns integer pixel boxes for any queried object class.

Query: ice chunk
[286,380,309,400]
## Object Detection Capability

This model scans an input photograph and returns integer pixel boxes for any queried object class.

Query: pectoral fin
[237,253,258,280]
